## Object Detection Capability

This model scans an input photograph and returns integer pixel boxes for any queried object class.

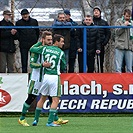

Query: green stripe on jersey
[28,80,35,94]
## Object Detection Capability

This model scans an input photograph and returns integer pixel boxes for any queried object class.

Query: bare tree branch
[55,0,64,10]
[86,0,93,8]
[30,0,40,13]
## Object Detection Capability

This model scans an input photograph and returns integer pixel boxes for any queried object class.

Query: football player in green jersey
[18,31,53,126]
[30,34,68,127]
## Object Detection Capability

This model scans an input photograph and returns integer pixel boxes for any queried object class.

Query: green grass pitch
[0,117,133,133]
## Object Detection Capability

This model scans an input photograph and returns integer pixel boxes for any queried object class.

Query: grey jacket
[115,18,133,51]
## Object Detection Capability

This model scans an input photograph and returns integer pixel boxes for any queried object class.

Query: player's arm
[30,53,42,69]
[30,53,51,69]
[30,43,46,54]
[32,42,42,47]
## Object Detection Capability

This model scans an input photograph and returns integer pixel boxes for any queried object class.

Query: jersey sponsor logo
[0,89,11,107]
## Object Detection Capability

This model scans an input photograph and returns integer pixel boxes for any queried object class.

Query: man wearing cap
[93,6,111,73]
[64,9,79,73]
[0,10,17,73]
[16,9,39,73]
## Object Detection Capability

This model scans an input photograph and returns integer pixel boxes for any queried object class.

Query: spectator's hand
[124,21,130,26]
[77,48,82,52]
[96,50,101,54]
[11,29,17,35]
[42,61,51,68]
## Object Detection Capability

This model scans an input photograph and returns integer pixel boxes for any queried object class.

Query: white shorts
[28,80,42,95]
[40,74,61,97]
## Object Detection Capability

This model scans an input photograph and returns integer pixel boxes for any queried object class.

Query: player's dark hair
[123,9,131,15]
[53,34,64,43]
[42,31,52,39]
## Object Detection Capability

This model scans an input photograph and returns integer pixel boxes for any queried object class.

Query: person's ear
[41,38,45,45]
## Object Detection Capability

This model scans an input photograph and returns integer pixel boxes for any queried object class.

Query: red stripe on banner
[60,73,133,92]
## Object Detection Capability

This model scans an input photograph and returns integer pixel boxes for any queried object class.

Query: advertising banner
[0,74,28,112]
[42,73,133,113]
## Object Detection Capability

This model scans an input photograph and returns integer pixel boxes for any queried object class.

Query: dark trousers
[99,45,105,73]
[68,50,77,73]
[78,52,95,73]
[69,57,76,73]
[78,52,83,73]
[87,53,95,73]
[20,48,29,73]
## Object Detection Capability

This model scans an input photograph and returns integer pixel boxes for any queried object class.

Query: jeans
[115,48,133,73]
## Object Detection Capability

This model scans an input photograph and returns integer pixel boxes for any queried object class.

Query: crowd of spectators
[0,7,133,73]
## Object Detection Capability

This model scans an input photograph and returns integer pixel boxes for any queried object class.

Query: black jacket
[78,23,101,55]
[16,17,39,49]
[0,19,16,53]
[69,18,79,51]
[93,16,111,46]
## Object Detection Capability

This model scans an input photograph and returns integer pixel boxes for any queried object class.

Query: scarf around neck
[122,16,133,40]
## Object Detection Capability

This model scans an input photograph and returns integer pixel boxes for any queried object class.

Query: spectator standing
[64,9,79,73]
[77,15,101,73]
[16,9,39,73]
[93,6,111,72]
[115,9,133,73]
[0,10,17,73]
[52,12,72,72]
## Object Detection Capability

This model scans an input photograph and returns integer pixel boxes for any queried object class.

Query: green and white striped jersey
[30,44,66,75]
[30,42,44,82]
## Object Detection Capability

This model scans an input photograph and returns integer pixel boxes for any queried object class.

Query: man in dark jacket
[77,15,101,73]
[16,9,39,73]
[0,10,17,73]
[64,9,79,73]
[93,6,111,73]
